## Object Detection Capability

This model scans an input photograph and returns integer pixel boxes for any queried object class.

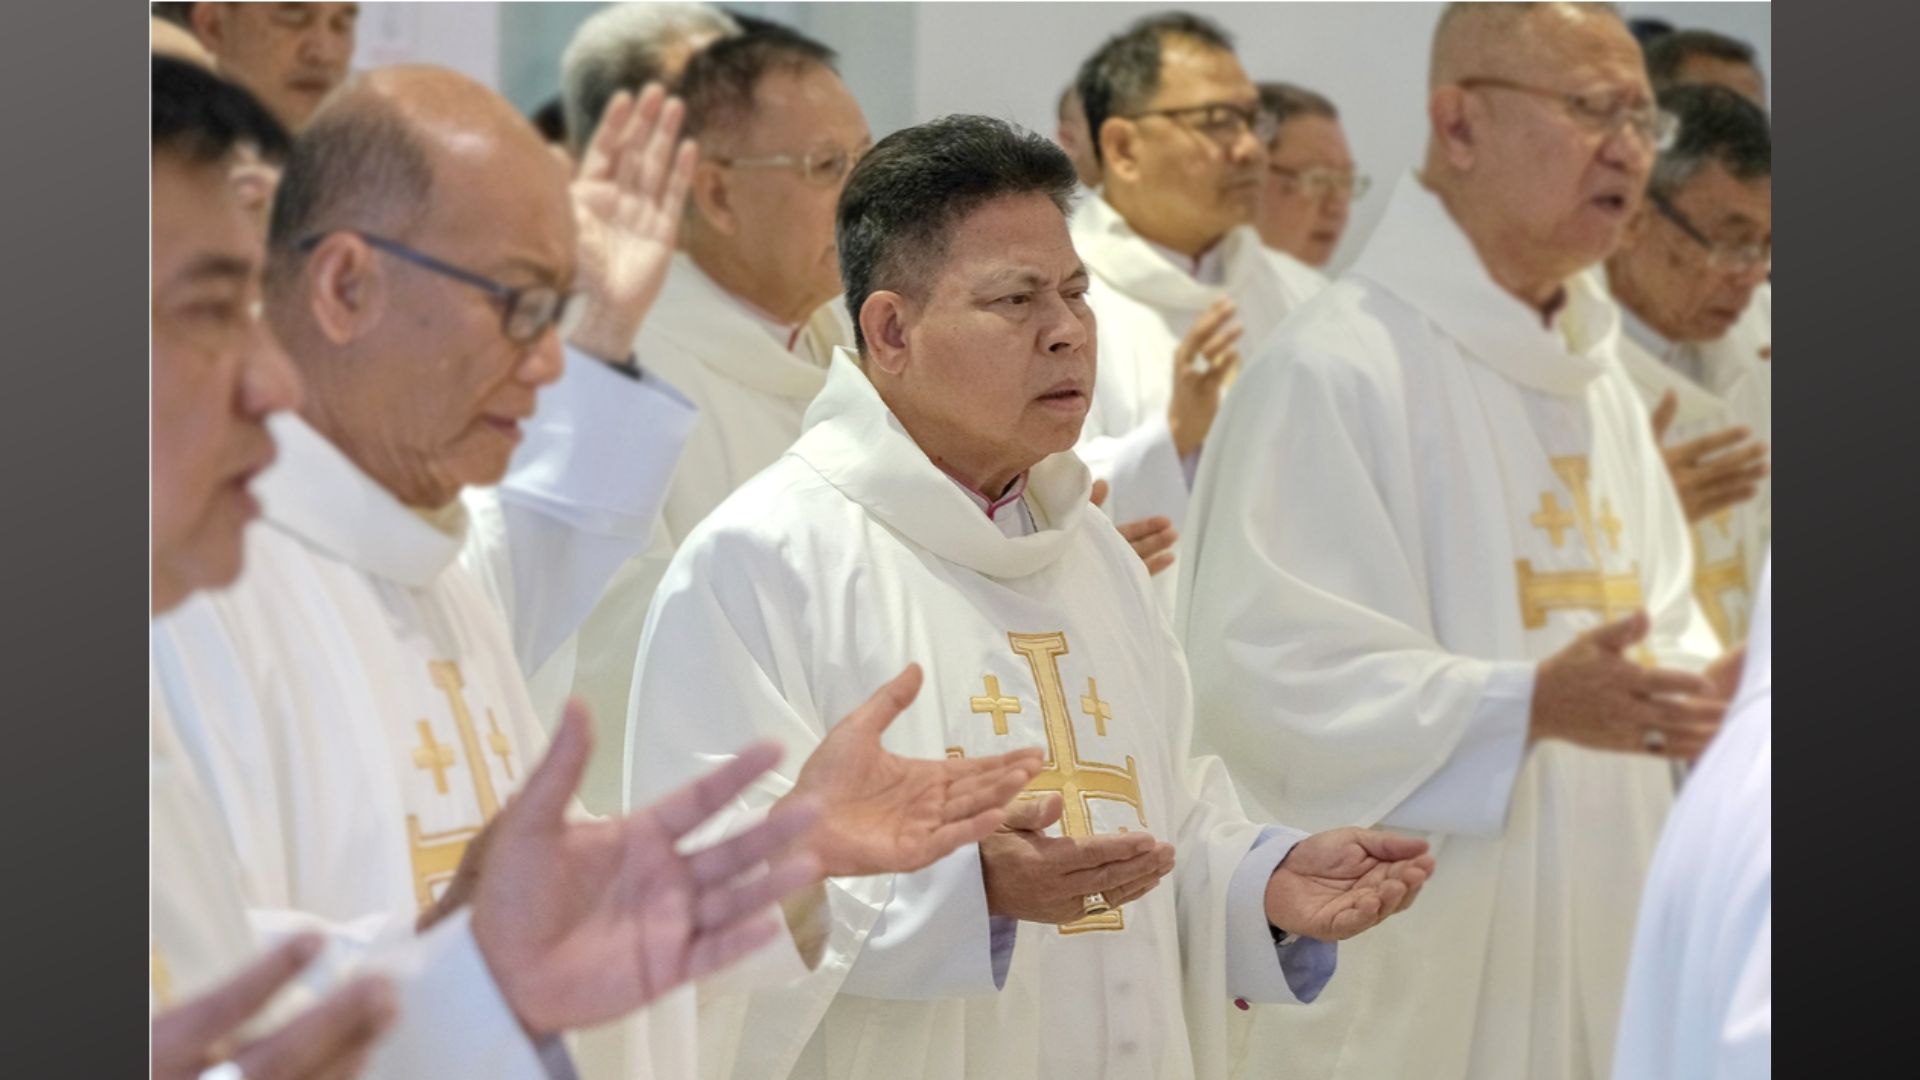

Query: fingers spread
[695,850,824,931]
[686,913,782,985]
[1670,425,1753,464]
[944,761,1044,821]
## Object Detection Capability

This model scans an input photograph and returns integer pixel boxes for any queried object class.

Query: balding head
[264,65,575,508]
[1422,2,1658,310]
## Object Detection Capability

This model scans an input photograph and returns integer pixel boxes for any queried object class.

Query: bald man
[151,66,1040,1080]
[1179,6,1738,1078]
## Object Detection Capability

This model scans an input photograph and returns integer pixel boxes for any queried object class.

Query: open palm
[568,83,698,356]
[788,664,1045,878]
[1263,827,1436,941]
[471,703,821,1036]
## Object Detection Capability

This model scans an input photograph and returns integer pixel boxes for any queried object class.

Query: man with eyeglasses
[1604,84,1771,649]
[1253,82,1367,270]
[1069,11,1329,606]
[1179,6,1741,1079]
[156,3,360,133]
[547,21,876,813]
[152,64,1043,1080]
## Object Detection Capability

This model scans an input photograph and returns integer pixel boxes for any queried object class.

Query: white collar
[791,349,1088,579]
[254,413,465,588]
[1351,172,1620,398]
[1141,235,1226,286]
[649,253,843,398]
[1072,192,1268,318]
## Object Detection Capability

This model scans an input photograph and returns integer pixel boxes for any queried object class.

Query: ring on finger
[1082,892,1111,916]
[1641,727,1668,754]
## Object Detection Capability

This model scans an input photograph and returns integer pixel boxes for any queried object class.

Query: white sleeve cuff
[838,843,1000,1000]
[1225,826,1337,1005]
[1382,660,1536,836]
[360,910,554,1080]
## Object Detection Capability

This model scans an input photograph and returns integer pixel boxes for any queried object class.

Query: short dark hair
[264,92,435,285]
[150,2,197,28]
[1650,83,1771,197]
[1645,28,1758,91]
[531,95,568,145]
[1076,11,1236,168]
[1257,82,1337,140]
[676,25,838,140]
[837,115,1079,354]
[152,55,293,166]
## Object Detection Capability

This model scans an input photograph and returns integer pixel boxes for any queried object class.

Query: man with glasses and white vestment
[1177,6,1745,1079]
[1068,12,1327,603]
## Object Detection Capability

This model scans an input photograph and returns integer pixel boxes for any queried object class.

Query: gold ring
[1642,727,1668,754]
[1082,892,1110,915]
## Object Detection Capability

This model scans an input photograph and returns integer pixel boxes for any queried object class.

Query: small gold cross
[1598,497,1624,552]
[1080,677,1112,737]
[412,720,457,795]
[1530,493,1576,548]
[970,674,1022,736]
[486,712,515,780]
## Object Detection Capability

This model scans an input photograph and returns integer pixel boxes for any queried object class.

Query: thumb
[846,663,924,737]
[515,699,594,825]
[1651,390,1677,442]
[1001,792,1063,832]
[1356,830,1430,863]
[1589,609,1650,653]
[1090,478,1110,509]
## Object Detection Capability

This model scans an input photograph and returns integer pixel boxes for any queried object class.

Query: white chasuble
[1069,193,1326,561]
[628,349,1330,1080]
[151,351,745,1080]
[534,252,853,814]
[1614,556,1770,1080]
[1176,174,1722,1080]
[1611,300,1770,648]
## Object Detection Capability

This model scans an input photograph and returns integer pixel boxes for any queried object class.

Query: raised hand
[567,83,700,361]
[980,793,1176,924]
[1263,828,1435,941]
[1091,479,1178,576]
[1168,297,1244,457]
[1650,390,1769,523]
[152,934,397,1080]
[1530,610,1726,760]
[784,664,1047,878]
[471,702,823,1036]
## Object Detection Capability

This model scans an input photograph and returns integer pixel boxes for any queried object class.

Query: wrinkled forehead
[928,195,1082,291]
[413,120,577,274]
[1521,11,1650,95]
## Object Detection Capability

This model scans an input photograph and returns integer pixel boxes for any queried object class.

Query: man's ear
[305,234,388,346]
[188,2,227,52]
[688,161,737,237]
[859,291,912,376]
[1097,117,1143,185]
[1429,86,1477,171]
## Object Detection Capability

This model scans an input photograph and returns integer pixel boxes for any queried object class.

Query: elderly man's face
[711,64,870,318]
[1458,11,1657,275]
[152,150,302,611]
[1120,39,1266,242]
[1613,161,1771,342]
[889,194,1095,481]
[313,127,575,508]
[199,2,359,131]
[1257,114,1358,267]
[1675,56,1767,108]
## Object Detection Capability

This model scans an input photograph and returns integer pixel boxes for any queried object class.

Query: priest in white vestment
[544,23,867,811]
[629,114,1437,1080]
[1613,553,1770,1080]
[1176,7,1743,1079]
[1604,83,1772,646]
[1070,12,1326,563]
[153,69,1041,1080]
[148,64,832,1079]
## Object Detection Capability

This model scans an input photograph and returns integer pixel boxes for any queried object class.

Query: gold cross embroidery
[487,712,515,781]
[1002,632,1146,935]
[1080,677,1112,737]
[1516,456,1647,636]
[970,674,1022,736]
[1530,493,1577,548]
[1690,531,1751,648]
[412,720,456,795]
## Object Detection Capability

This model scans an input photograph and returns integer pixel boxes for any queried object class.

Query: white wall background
[356,1,1769,269]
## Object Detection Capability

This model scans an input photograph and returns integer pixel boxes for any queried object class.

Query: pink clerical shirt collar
[937,464,1036,537]
[727,288,808,354]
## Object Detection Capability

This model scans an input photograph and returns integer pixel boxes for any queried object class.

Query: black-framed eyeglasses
[295,231,579,344]
[1123,101,1278,147]
[1268,165,1372,201]
[1456,75,1679,151]
[1647,191,1772,274]
[710,140,872,187]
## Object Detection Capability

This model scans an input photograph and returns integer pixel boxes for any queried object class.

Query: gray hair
[1256,82,1337,140]
[1075,11,1236,168]
[1645,29,1758,92]
[1648,83,1770,198]
[560,1,740,150]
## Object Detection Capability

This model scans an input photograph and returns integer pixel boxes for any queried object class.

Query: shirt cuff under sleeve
[361,909,555,1080]
[1226,825,1338,1006]
[1383,660,1536,837]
